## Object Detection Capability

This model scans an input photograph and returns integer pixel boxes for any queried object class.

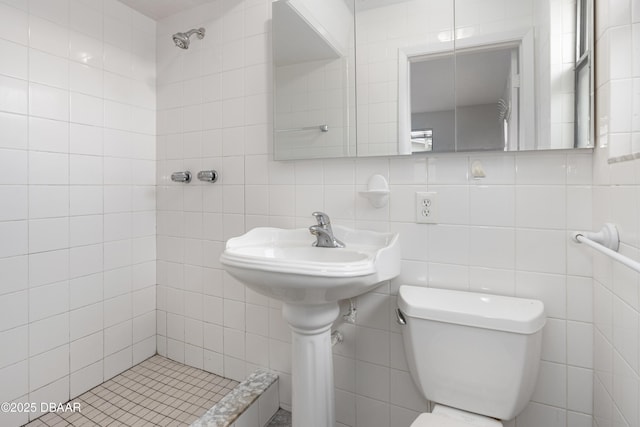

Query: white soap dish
[359,174,390,208]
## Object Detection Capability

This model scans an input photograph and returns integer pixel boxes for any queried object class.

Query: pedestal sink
[220,225,400,427]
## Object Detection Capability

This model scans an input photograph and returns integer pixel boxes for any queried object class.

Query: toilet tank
[397,286,545,421]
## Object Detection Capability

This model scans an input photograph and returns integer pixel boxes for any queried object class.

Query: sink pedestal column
[282,302,340,427]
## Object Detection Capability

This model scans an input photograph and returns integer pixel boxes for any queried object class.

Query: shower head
[172,27,205,49]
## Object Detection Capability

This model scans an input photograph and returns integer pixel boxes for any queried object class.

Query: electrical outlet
[416,192,438,224]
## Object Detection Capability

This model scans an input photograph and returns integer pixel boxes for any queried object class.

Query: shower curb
[190,369,279,427]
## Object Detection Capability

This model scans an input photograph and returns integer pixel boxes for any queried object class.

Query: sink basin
[220,224,400,427]
[220,225,400,304]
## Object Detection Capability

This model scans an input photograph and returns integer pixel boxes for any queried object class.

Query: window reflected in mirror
[401,33,533,154]
[454,45,523,152]
[409,55,454,153]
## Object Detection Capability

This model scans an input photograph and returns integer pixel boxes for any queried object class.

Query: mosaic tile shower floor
[23,355,238,427]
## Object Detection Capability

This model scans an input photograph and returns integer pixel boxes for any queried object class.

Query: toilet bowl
[397,286,546,427]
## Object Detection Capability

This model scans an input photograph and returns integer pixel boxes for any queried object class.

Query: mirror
[273,0,356,160]
[273,0,593,159]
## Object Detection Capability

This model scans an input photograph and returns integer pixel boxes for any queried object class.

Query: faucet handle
[171,171,192,183]
[312,211,330,226]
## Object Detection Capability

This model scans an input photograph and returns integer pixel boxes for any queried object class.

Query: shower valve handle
[197,170,218,183]
[171,171,191,183]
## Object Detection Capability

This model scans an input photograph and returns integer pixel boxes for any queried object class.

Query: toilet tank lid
[398,286,546,334]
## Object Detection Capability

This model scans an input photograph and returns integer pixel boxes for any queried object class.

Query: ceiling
[355,0,411,11]
[273,0,341,66]
[121,0,354,20]
[118,0,214,20]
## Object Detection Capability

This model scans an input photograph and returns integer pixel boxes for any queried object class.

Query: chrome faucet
[309,212,345,248]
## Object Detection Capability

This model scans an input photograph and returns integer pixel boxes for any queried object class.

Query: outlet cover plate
[416,191,438,224]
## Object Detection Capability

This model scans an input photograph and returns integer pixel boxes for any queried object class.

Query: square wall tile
[0,149,27,185]
[0,221,28,258]
[29,83,69,121]
[29,151,68,185]
[0,186,27,221]
[0,75,27,114]
[0,2,28,45]
[0,39,27,79]
[0,256,28,296]
[0,112,27,150]
[29,344,69,391]
[0,361,28,403]
[0,291,28,332]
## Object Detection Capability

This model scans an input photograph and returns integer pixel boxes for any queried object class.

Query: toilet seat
[410,413,472,427]
[410,405,503,427]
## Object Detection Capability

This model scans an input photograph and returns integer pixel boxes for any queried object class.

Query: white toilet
[397,285,546,427]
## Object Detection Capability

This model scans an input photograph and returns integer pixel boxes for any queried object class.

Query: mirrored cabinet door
[273,0,356,160]
[357,0,455,156]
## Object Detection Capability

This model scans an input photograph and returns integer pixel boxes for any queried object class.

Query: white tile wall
[592,1,640,426]
[603,0,640,161]
[0,1,156,426]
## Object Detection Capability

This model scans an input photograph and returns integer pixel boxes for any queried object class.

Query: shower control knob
[171,171,192,183]
[197,170,218,183]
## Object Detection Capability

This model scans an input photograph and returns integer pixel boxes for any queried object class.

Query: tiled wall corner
[591,1,640,427]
